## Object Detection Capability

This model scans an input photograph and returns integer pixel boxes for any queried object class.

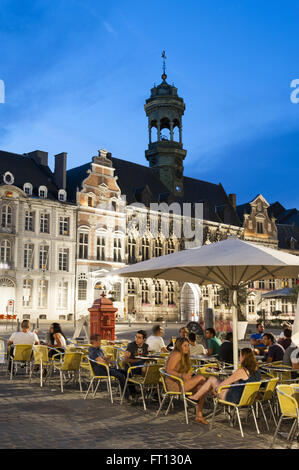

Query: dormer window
[39,186,47,198]
[23,183,33,196]
[3,172,14,185]
[257,221,264,234]
[88,196,93,207]
[58,189,67,202]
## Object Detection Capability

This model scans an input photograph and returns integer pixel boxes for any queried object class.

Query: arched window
[23,183,33,196]
[79,231,89,259]
[166,239,175,254]
[141,238,150,261]
[58,189,67,202]
[127,278,136,294]
[160,117,170,141]
[113,237,122,262]
[154,238,163,257]
[96,234,106,261]
[166,281,175,305]
[154,280,163,305]
[1,205,12,228]
[39,186,47,198]
[0,239,11,262]
[141,279,150,304]
[128,236,136,263]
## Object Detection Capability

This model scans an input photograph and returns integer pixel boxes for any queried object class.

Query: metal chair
[83,357,121,404]
[29,345,52,387]
[156,368,196,424]
[271,384,299,448]
[255,377,279,430]
[120,363,161,410]
[9,344,33,380]
[48,351,83,393]
[210,381,262,438]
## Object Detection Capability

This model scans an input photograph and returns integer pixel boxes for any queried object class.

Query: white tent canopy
[113,238,299,369]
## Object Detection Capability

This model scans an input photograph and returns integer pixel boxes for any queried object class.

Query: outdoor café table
[260,366,299,382]
[190,355,218,364]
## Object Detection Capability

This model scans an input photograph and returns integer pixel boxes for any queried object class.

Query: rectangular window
[78,280,87,300]
[25,211,34,231]
[59,216,69,236]
[248,299,255,314]
[113,238,122,262]
[79,233,88,259]
[58,248,69,271]
[57,281,68,308]
[40,213,50,233]
[96,236,106,261]
[39,245,49,270]
[270,300,276,313]
[268,279,275,290]
[281,299,288,314]
[38,280,48,308]
[24,243,34,269]
[257,222,264,234]
[258,280,265,290]
[23,279,33,307]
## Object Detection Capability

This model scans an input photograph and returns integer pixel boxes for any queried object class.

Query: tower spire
[161,50,167,81]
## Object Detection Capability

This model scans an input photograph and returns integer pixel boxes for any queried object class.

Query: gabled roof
[268,202,299,229]
[0,150,61,201]
[276,224,299,250]
[66,156,242,226]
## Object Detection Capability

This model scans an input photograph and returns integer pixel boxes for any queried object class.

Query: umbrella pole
[232,289,239,371]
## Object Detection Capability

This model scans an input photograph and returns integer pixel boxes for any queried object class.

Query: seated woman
[47,323,67,359]
[165,337,208,424]
[189,348,261,408]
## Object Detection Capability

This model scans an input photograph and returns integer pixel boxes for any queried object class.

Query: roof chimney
[54,152,67,190]
[229,193,237,209]
[27,150,48,167]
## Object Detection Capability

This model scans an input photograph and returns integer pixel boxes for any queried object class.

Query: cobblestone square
[0,368,297,450]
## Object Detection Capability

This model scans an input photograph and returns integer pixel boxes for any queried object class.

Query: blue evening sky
[0,0,299,209]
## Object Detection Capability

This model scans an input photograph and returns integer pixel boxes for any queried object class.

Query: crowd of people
[5,318,299,423]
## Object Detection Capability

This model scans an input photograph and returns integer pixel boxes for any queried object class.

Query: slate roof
[0,150,61,201]
[66,156,242,226]
[276,224,299,250]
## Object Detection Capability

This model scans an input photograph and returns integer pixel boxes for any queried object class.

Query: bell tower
[144,52,187,196]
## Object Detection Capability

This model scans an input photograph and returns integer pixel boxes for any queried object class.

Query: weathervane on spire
[161,50,167,81]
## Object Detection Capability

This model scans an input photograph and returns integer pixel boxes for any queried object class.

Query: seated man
[123,330,149,376]
[278,328,292,351]
[146,325,168,353]
[7,320,39,371]
[88,334,128,399]
[206,328,221,356]
[218,332,233,364]
[250,323,266,355]
[262,333,284,363]
[282,342,297,367]
[188,332,206,355]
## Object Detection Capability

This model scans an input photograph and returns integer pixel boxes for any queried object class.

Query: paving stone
[0,371,297,449]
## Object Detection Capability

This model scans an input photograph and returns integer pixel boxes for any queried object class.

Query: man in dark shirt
[218,332,234,364]
[262,333,284,363]
[278,328,292,351]
[123,330,149,376]
[88,334,128,399]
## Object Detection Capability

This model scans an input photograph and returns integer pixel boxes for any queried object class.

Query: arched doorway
[180,283,201,322]
[0,277,15,315]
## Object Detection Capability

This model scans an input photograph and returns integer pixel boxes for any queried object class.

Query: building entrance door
[0,277,15,316]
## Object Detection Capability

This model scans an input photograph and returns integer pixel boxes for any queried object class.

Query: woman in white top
[48,323,67,358]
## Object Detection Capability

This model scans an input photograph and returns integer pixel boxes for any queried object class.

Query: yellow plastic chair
[9,344,33,380]
[271,384,299,448]
[48,352,83,393]
[198,363,220,378]
[29,345,52,387]
[255,377,279,429]
[120,364,161,410]
[83,357,121,404]
[210,381,262,438]
[156,368,196,424]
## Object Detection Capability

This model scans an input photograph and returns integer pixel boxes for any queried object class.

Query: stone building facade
[1,70,298,324]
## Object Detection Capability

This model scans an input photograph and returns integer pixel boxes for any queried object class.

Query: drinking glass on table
[171,336,176,347]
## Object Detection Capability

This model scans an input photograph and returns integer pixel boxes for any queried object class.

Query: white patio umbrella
[113,238,299,369]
